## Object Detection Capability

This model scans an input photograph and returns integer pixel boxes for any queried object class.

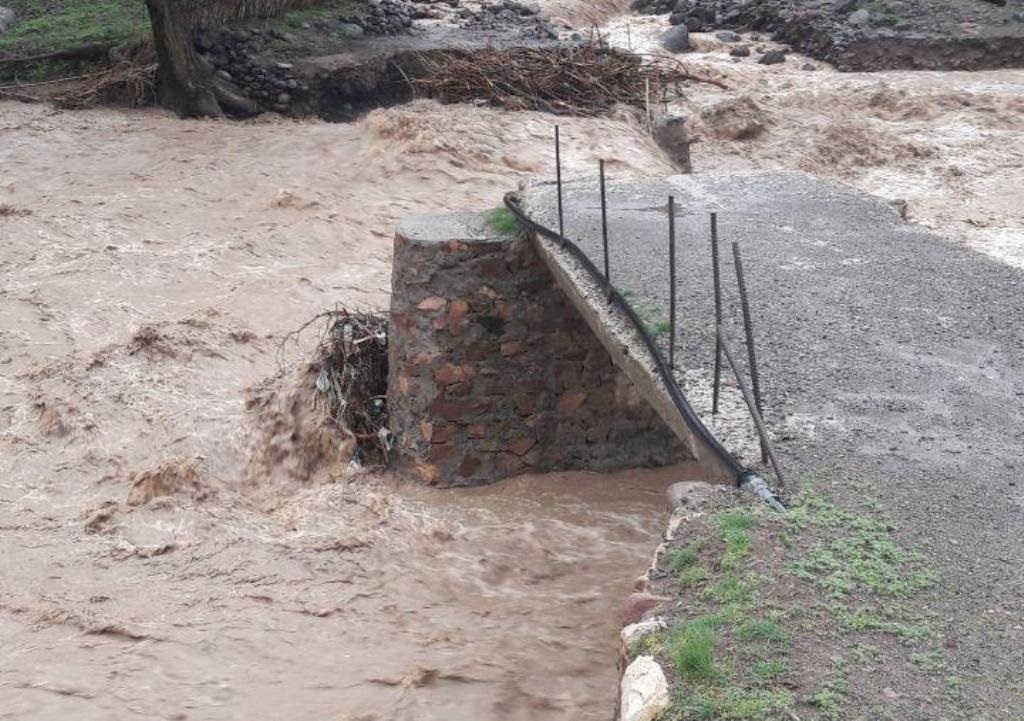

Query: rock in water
[716,30,740,42]
[0,6,15,35]
[661,25,690,53]
[758,49,786,64]
[730,44,751,57]
[651,116,692,173]
[701,95,767,140]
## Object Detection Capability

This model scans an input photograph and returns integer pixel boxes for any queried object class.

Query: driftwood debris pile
[310,309,391,464]
[410,42,725,116]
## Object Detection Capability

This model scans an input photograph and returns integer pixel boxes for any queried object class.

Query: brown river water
[2,9,1023,717]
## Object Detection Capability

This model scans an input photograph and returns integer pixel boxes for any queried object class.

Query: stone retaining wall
[387,212,689,486]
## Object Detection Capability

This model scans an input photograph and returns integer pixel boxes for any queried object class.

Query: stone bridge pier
[386,212,691,487]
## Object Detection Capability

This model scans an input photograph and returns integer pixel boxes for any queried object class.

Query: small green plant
[487,206,521,234]
[662,545,699,574]
[678,565,711,588]
[737,618,790,645]
[910,651,942,673]
[648,319,671,338]
[666,618,720,680]
[807,666,850,721]
[706,576,757,606]
[668,688,793,720]
[752,659,788,684]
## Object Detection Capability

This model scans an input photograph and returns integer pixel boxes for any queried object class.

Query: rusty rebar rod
[555,125,565,244]
[732,242,768,464]
[710,212,723,415]
[668,195,677,369]
[599,159,611,299]
[717,327,786,488]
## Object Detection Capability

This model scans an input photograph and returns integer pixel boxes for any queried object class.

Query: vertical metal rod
[710,212,723,415]
[732,241,768,464]
[717,327,786,488]
[555,125,565,244]
[599,159,610,298]
[668,196,677,370]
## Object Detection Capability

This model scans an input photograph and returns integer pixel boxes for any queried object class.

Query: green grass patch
[666,617,721,681]
[0,0,149,55]
[678,565,711,588]
[807,670,850,721]
[487,206,521,235]
[736,618,790,645]
[788,493,938,599]
[664,687,794,721]
[705,576,757,606]
[648,486,945,721]
[751,659,788,684]
[910,651,943,673]
[662,545,699,573]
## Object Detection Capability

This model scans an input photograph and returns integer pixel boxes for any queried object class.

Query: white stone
[620,656,669,721]
[621,618,667,649]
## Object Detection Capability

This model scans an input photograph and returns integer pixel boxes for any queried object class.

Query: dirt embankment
[631,0,1024,70]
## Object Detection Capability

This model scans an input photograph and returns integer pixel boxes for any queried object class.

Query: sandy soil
[2,14,1023,718]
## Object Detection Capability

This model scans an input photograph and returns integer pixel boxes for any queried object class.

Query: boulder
[339,22,364,38]
[651,116,692,173]
[729,44,751,57]
[758,49,786,64]
[684,15,703,31]
[701,95,767,140]
[668,11,687,25]
[716,30,740,42]
[660,25,690,53]
[620,656,669,721]
[621,592,671,625]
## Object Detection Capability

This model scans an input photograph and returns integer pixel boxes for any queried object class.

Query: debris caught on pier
[303,309,391,464]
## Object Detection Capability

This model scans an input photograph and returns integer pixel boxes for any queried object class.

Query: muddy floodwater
[2,11,1023,718]
[2,462,691,720]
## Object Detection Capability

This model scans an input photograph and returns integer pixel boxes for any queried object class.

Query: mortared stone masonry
[387,212,688,487]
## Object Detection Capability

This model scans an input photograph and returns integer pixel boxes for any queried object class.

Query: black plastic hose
[503,190,748,484]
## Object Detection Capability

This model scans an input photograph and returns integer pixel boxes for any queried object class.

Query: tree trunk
[145,0,260,118]
[145,0,223,118]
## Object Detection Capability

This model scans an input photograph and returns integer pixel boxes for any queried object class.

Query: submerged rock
[701,95,767,140]
[758,49,787,64]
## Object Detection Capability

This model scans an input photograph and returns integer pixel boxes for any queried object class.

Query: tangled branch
[410,42,727,116]
[310,309,391,463]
